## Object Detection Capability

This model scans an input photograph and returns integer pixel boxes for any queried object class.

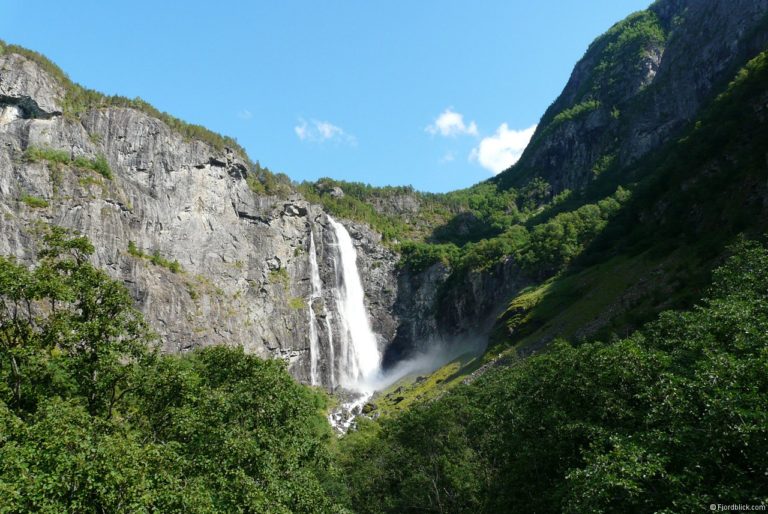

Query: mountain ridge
[1,0,766,387]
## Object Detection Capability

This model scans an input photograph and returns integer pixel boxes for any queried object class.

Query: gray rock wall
[500,0,768,195]
[0,53,399,386]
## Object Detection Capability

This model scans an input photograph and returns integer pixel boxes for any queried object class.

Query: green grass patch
[269,268,290,287]
[371,350,485,418]
[24,146,113,180]
[23,146,70,165]
[288,297,306,310]
[551,99,601,126]
[20,194,49,208]
[127,241,182,273]
[488,249,703,357]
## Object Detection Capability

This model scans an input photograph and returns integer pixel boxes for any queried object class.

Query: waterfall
[324,313,337,389]
[307,230,322,386]
[326,216,381,391]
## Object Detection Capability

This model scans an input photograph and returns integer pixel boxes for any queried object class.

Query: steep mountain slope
[496,0,768,194]
[0,44,398,385]
[366,0,768,367]
[1,0,766,390]
[491,48,768,357]
[330,3,768,509]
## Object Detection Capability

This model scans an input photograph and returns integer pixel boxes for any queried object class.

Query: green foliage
[23,146,70,165]
[0,228,339,512]
[289,297,307,310]
[551,99,602,126]
[432,182,523,245]
[517,187,627,276]
[397,241,459,272]
[269,267,290,286]
[127,241,182,273]
[299,177,529,268]
[0,226,149,416]
[518,176,551,211]
[127,240,142,257]
[247,161,294,196]
[24,146,113,180]
[150,250,182,274]
[527,99,602,149]
[430,186,628,278]
[591,153,616,177]
[587,10,666,100]
[298,179,427,243]
[246,172,267,195]
[551,188,573,206]
[19,194,49,209]
[337,240,768,512]
[454,225,530,272]
[84,154,112,179]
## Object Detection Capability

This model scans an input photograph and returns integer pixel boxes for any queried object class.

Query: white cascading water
[326,216,382,391]
[307,230,322,386]
[318,217,481,432]
[324,313,337,390]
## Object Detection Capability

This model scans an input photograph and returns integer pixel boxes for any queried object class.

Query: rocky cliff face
[388,0,768,364]
[497,0,768,195]
[2,0,765,386]
[0,52,398,386]
[383,256,530,367]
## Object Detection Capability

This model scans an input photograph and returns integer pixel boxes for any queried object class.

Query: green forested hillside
[0,229,339,513]
[335,238,768,513]
[310,48,768,363]
[3,229,766,512]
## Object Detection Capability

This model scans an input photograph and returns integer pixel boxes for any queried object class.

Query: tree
[0,227,341,512]
[0,226,154,417]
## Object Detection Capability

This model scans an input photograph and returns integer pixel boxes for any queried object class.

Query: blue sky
[1,1,650,192]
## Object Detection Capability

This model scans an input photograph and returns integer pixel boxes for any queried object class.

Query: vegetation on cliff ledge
[0,39,247,159]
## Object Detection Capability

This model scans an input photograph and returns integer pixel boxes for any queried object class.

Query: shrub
[20,194,49,208]
[127,242,182,273]
[25,146,113,180]
[289,297,307,310]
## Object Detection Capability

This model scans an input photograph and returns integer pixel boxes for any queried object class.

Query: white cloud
[237,109,253,120]
[470,123,537,174]
[440,151,456,164]
[426,108,478,137]
[294,118,355,145]
[294,122,308,140]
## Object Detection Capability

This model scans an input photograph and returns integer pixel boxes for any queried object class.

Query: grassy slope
[499,48,768,352]
[371,351,487,418]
